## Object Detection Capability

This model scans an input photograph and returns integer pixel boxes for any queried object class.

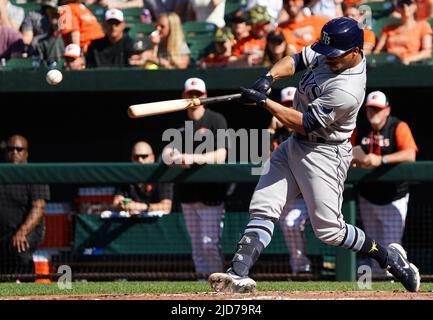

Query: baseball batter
[208,17,420,293]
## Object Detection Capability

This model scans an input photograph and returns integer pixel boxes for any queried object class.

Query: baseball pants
[250,136,355,249]
[358,194,409,275]
[279,197,312,273]
[182,202,225,276]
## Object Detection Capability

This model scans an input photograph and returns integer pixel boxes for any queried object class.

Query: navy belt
[293,133,348,145]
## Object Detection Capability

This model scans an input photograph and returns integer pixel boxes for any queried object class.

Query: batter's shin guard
[231,232,264,277]
[230,218,275,276]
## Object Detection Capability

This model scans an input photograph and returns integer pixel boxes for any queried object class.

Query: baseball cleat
[386,243,420,292]
[208,270,256,293]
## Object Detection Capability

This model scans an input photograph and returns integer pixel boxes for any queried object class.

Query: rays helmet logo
[321,31,331,45]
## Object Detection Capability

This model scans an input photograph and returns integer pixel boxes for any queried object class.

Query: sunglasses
[133,154,152,160]
[7,146,26,153]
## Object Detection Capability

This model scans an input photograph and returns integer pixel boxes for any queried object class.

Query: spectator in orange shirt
[59,0,105,53]
[198,27,236,68]
[374,0,432,64]
[229,5,272,67]
[344,5,376,54]
[351,91,418,276]
[262,29,294,67]
[229,9,251,42]
[277,0,329,54]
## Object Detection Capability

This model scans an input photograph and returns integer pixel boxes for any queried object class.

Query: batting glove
[251,72,273,95]
[240,87,267,107]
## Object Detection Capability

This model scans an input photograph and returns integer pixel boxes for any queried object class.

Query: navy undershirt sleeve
[291,53,306,73]
[302,109,323,133]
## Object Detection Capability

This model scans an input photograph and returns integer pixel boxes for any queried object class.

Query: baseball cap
[215,27,234,42]
[280,87,297,103]
[248,5,272,25]
[64,43,81,59]
[184,78,207,94]
[365,91,389,109]
[230,9,248,23]
[267,30,286,44]
[105,8,124,22]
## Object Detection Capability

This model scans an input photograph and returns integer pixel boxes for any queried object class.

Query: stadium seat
[366,53,401,66]
[127,23,156,39]
[182,21,217,37]
[362,1,394,19]
[87,5,106,23]
[187,37,215,65]
[122,7,144,24]
[17,2,41,15]
[372,16,400,39]
[1,58,41,70]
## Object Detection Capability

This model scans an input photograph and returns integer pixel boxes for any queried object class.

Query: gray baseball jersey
[249,46,367,250]
[294,45,366,142]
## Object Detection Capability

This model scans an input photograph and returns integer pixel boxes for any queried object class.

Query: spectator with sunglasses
[63,43,85,70]
[0,135,50,279]
[111,141,173,216]
[351,91,418,277]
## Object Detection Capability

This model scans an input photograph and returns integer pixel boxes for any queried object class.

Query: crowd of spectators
[1,0,432,67]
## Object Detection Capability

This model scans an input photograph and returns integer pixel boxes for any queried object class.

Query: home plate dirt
[3,291,433,300]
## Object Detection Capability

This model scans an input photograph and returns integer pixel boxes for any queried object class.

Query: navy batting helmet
[311,17,364,58]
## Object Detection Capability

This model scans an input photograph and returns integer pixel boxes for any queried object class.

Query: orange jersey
[59,3,105,53]
[278,15,329,53]
[382,20,433,60]
[232,35,266,57]
[364,28,376,49]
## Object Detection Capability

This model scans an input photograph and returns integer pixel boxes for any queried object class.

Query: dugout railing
[1,162,432,282]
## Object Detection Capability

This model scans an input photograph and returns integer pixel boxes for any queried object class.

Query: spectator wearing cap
[374,0,432,65]
[59,0,105,53]
[198,26,235,68]
[262,29,293,67]
[229,9,250,42]
[229,5,272,66]
[265,87,312,276]
[86,8,137,68]
[245,0,284,25]
[34,4,65,66]
[187,0,226,28]
[0,0,24,31]
[162,77,228,279]
[277,0,329,54]
[20,0,59,53]
[0,14,24,60]
[134,12,190,69]
[344,5,376,55]
[64,43,85,70]
[351,91,418,276]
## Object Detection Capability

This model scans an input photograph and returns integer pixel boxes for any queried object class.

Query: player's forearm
[268,55,296,80]
[383,149,416,164]
[17,199,46,236]
[265,99,305,135]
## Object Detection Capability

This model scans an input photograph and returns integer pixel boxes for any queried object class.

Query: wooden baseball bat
[128,93,242,118]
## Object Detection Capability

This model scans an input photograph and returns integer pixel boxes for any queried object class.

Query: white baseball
[46,69,63,85]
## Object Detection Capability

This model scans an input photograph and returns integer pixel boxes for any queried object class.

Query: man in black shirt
[112,141,173,216]
[0,135,50,277]
[163,78,228,279]
[85,8,137,68]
